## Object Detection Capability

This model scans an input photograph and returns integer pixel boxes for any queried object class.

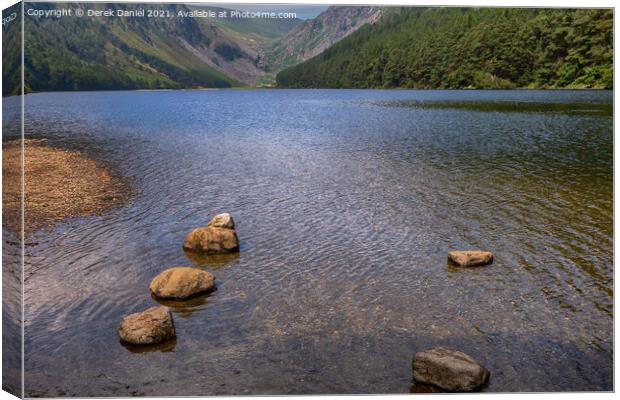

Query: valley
[5,4,380,95]
[3,4,613,95]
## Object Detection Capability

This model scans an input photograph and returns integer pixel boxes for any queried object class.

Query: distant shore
[2,86,613,98]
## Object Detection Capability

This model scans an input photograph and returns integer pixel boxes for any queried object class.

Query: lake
[3,89,613,395]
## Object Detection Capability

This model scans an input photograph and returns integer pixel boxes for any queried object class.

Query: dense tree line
[276,8,613,89]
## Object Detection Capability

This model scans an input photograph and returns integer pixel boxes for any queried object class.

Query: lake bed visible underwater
[2,89,613,395]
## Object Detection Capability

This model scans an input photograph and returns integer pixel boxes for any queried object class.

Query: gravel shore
[2,139,131,232]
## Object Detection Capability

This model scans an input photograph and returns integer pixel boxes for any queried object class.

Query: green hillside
[20,4,226,94]
[2,3,22,96]
[9,3,302,95]
[276,8,613,89]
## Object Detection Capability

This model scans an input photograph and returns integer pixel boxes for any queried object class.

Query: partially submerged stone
[207,213,235,229]
[448,251,493,267]
[149,267,215,299]
[183,226,239,254]
[183,213,239,254]
[118,306,175,345]
[413,347,490,392]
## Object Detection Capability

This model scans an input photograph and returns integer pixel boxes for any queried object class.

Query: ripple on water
[11,89,612,395]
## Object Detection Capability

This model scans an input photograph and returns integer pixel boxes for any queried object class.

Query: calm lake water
[3,89,613,395]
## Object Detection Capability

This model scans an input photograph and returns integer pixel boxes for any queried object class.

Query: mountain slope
[18,3,302,94]
[15,4,382,93]
[2,4,21,96]
[276,8,613,89]
[266,6,382,72]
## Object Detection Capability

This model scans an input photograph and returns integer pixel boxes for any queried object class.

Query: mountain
[4,3,381,95]
[266,6,382,72]
[6,6,611,94]
[10,3,302,94]
[276,8,613,89]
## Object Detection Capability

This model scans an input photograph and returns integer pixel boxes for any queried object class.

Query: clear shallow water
[6,89,613,395]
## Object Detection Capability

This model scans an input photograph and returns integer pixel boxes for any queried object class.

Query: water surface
[7,89,613,395]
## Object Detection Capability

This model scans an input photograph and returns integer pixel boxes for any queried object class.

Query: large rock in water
[448,251,493,267]
[183,226,239,254]
[118,306,175,345]
[183,213,239,254]
[149,267,215,299]
[413,347,490,391]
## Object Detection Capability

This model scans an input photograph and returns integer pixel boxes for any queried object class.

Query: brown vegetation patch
[2,139,131,233]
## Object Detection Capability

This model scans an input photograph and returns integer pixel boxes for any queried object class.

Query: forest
[276,8,613,89]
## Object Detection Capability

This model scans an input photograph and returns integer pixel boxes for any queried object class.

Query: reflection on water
[121,338,177,354]
[152,291,216,318]
[370,99,613,116]
[183,249,241,268]
[8,89,612,396]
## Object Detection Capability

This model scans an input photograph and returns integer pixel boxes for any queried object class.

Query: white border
[0,1,616,400]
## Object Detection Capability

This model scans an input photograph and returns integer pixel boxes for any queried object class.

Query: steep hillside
[18,3,301,94]
[8,5,611,94]
[2,3,21,96]
[276,8,613,89]
[267,6,382,72]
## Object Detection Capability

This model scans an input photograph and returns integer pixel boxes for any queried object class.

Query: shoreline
[2,139,131,233]
[2,87,613,98]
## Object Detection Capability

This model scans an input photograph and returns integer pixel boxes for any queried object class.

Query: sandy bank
[2,139,131,232]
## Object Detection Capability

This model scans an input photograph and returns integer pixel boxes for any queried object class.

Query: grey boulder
[413,347,489,391]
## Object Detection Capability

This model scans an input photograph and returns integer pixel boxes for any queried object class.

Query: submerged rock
[183,213,239,254]
[207,213,235,229]
[118,306,175,345]
[412,347,490,392]
[149,267,215,299]
[448,251,493,267]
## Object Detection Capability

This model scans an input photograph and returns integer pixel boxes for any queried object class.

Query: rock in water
[183,226,239,254]
[413,347,490,392]
[207,213,235,229]
[118,306,175,345]
[149,267,216,299]
[184,213,240,254]
[448,251,493,267]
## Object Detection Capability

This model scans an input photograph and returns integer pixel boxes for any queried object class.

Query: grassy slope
[21,7,237,93]
[16,4,302,94]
